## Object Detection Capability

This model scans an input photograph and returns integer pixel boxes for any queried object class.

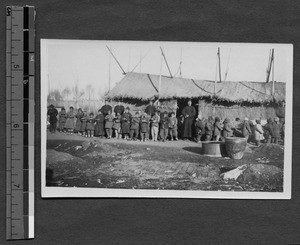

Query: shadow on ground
[182,146,202,155]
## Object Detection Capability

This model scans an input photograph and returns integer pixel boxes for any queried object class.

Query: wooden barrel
[225,137,247,159]
[202,141,226,157]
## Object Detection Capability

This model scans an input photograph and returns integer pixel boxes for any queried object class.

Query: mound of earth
[254,143,284,156]
[237,163,283,191]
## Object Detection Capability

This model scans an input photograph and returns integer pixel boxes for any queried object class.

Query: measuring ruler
[6,6,35,240]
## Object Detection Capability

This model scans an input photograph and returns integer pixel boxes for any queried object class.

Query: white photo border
[41,39,293,199]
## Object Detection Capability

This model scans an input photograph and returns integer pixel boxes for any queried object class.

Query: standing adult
[94,109,105,138]
[242,117,252,141]
[47,104,58,133]
[145,99,156,116]
[276,101,285,124]
[114,101,125,116]
[145,100,156,140]
[181,99,196,140]
[100,100,112,116]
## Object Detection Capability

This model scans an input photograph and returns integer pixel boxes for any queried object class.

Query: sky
[43,40,292,100]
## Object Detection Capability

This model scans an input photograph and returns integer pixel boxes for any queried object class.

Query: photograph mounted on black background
[41,39,292,198]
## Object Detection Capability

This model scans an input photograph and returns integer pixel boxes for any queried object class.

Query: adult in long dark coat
[121,107,132,139]
[114,101,125,115]
[145,100,156,116]
[181,100,196,139]
[100,100,112,116]
[47,105,58,133]
[94,109,105,137]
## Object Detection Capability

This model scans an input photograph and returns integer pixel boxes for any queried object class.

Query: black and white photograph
[41,39,292,198]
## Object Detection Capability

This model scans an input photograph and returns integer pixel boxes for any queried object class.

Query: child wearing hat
[222,118,233,139]
[140,112,150,142]
[121,107,131,140]
[205,116,214,141]
[264,118,274,143]
[104,110,114,139]
[254,119,264,146]
[168,112,178,141]
[159,111,169,142]
[272,117,282,144]
[58,107,67,132]
[65,106,75,134]
[79,111,88,137]
[213,117,223,141]
[242,117,252,141]
[129,111,140,140]
[86,112,95,137]
[75,108,84,135]
[94,109,105,138]
[112,112,122,139]
[195,115,205,143]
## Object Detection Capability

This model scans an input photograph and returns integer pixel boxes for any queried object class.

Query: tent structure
[106,72,286,121]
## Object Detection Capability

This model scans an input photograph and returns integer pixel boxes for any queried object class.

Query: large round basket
[225,137,247,160]
[202,141,226,157]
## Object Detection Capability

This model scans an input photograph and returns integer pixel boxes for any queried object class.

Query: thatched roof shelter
[107,72,285,103]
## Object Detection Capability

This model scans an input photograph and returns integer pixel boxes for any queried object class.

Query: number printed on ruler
[6,6,35,240]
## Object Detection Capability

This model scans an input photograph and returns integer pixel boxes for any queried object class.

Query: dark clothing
[242,121,252,137]
[94,114,105,136]
[86,117,95,131]
[182,106,196,138]
[130,129,139,139]
[160,115,169,129]
[47,108,58,123]
[80,115,87,132]
[272,122,282,138]
[75,112,84,132]
[130,116,140,130]
[114,105,125,116]
[145,105,156,116]
[121,112,131,134]
[58,111,67,131]
[276,106,285,119]
[48,108,58,133]
[264,122,274,141]
[100,104,112,116]
[140,116,150,133]
[160,128,168,141]
[223,122,233,138]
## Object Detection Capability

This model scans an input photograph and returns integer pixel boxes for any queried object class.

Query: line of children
[53,104,284,145]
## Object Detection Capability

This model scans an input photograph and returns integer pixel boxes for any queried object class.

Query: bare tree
[47,89,63,104]
[62,87,71,108]
[72,82,85,109]
[86,84,93,113]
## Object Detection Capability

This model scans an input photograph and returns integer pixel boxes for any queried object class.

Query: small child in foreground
[105,110,114,139]
[129,112,140,140]
[168,112,178,141]
[140,112,150,142]
[112,112,121,139]
[86,112,95,137]
[159,111,169,142]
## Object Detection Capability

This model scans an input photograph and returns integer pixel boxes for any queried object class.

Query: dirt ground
[46,132,284,192]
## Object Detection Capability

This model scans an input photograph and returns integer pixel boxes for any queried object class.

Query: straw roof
[107,72,286,103]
